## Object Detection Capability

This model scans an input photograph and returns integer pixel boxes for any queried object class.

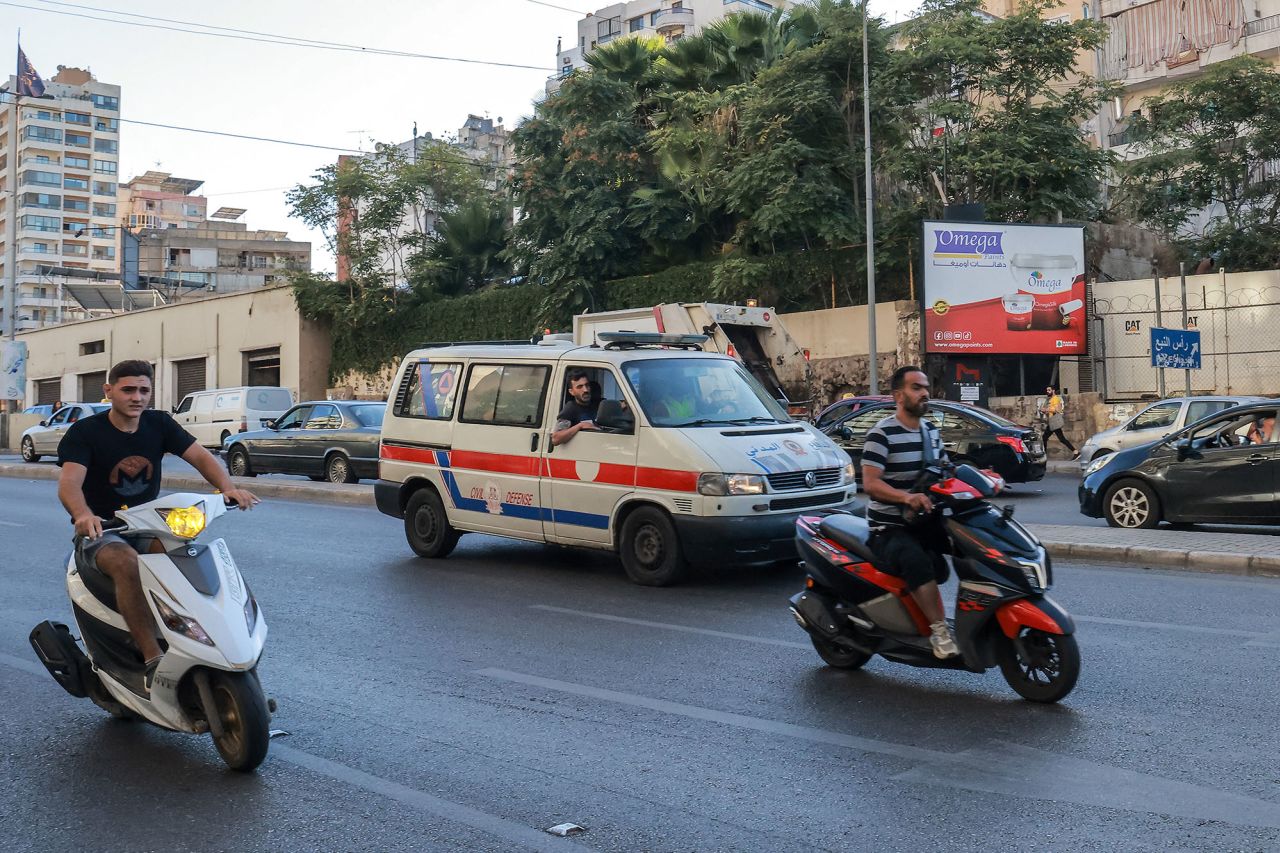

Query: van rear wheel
[405,488,459,558]
[619,506,688,586]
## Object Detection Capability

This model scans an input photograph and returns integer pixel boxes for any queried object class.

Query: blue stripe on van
[434,451,610,530]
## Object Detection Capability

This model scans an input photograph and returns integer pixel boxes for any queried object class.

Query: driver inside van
[551,370,599,446]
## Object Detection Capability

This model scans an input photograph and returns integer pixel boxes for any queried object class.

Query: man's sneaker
[929,621,960,659]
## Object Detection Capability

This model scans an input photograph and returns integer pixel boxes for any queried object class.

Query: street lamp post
[862,0,878,394]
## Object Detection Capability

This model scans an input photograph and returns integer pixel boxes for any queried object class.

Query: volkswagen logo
[804,471,817,488]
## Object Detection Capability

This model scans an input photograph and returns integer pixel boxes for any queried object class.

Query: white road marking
[529,604,810,649]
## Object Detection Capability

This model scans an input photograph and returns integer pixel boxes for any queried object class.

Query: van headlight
[698,473,766,496]
[841,462,855,485]
[1084,454,1116,477]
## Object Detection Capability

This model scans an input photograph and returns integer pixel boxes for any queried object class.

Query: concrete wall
[16,286,330,412]
[0,413,44,451]
[780,301,920,407]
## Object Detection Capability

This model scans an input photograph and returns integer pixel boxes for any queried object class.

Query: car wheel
[619,506,688,586]
[21,437,40,463]
[227,447,256,478]
[325,453,357,484]
[405,488,460,558]
[1103,478,1160,529]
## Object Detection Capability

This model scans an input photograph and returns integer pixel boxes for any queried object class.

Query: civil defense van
[375,332,857,585]
[173,386,294,449]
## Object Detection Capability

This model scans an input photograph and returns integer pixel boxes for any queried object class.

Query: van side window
[175,396,193,414]
[396,361,462,420]
[461,364,550,427]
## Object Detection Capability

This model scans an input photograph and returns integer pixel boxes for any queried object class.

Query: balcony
[654,7,695,34]
[1246,13,1280,38]
[723,0,776,13]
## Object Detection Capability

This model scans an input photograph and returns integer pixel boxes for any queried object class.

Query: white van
[375,333,857,585]
[173,386,294,449]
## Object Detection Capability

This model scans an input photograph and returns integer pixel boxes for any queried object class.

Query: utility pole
[862,0,878,394]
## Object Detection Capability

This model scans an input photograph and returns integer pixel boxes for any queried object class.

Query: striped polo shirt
[861,414,947,528]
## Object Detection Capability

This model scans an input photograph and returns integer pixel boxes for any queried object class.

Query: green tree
[1119,56,1280,270]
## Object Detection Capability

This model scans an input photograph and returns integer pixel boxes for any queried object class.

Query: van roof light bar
[597,331,709,351]
[416,339,534,349]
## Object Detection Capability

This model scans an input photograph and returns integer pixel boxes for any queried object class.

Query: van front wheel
[619,506,687,586]
[405,488,459,558]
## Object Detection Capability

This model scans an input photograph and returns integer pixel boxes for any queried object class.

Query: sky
[2,0,921,273]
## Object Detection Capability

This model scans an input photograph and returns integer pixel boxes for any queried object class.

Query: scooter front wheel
[810,634,872,670]
[209,671,271,772]
[997,629,1080,703]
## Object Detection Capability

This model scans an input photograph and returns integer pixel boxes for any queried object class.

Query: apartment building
[126,219,311,298]
[0,65,121,332]
[549,0,795,92]
[119,170,208,231]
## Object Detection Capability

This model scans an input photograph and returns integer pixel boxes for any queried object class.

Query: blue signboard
[1150,327,1201,370]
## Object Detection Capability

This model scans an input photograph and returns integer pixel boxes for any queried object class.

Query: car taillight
[997,435,1027,454]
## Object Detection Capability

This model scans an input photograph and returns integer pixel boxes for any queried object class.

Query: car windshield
[623,358,789,427]
[350,404,385,428]
[88,404,109,414]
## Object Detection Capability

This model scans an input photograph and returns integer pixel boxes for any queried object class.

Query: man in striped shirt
[860,366,959,659]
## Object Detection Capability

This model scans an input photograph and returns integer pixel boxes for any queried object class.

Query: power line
[526,0,588,14]
[3,0,556,72]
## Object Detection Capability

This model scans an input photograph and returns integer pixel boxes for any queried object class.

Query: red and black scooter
[788,461,1080,703]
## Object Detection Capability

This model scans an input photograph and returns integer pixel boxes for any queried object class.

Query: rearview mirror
[1175,437,1196,461]
[839,425,854,441]
[595,400,634,434]
[39,420,47,427]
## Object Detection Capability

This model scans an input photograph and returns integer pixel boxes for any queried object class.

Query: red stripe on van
[384,446,698,493]
[450,450,542,477]
[381,445,435,465]
[636,468,698,492]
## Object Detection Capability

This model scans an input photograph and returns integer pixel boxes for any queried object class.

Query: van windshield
[623,358,789,427]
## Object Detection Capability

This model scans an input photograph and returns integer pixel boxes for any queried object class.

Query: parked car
[20,403,110,462]
[822,400,1047,484]
[222,400,384,483]
[22,404,55,418]
[812,395,894,430]
[1077,395,1263,470]
[173,386,294,450]
[1079,400,1279,528]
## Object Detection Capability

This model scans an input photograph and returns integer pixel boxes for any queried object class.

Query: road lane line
[1073,615,1263,638]
[476,667,1280,830]
[0,520,25,527]
[528,604,810,649]
[0,652,592,852]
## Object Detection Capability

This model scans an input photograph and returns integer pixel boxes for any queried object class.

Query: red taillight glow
[997,435,1027,454]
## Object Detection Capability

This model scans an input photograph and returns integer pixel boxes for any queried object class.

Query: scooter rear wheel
[209,671,271,772]
[810,635,872,670]
[997,629,1080,703]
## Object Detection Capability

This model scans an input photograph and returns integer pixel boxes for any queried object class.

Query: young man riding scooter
[56,360,260,691]
[860,366,959,659]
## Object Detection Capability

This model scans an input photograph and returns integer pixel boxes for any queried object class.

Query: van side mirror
[595,400,634,434]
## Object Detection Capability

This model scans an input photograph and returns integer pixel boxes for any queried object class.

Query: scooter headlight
[162,505,206,538]
[1013,551,1049,592]
[150,592,215,646]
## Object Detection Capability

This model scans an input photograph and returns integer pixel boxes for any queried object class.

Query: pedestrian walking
[1040,385,1078,459]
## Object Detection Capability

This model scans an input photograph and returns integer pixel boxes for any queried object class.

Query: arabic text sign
[1150,327,1201,370]
[2,341,27,401]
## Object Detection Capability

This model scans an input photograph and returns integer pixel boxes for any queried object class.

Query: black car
[822,400,1047,484]
[223,400,385,484]
[1079,400,1279,528]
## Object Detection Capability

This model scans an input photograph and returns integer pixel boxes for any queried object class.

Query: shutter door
[174,358,207,401]
[79,371,106,402]
[35,379,61,406]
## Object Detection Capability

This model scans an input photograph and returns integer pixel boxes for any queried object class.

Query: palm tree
[584,35,664,86]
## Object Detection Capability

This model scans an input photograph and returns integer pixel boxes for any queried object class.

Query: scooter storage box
[29,620,92,698]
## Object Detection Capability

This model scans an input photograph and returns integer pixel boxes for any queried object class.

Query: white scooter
[30,492,272,772]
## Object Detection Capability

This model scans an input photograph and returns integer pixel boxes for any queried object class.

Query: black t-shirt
[556,399,599,428]
[58,410,197,517]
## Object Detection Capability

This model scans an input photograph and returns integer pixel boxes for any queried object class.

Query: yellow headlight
[165,505,206,538]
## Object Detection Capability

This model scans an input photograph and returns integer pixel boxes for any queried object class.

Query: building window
[35,109,55,121]
[630,16,645,31]
[34,155,50,164]
[89,226,114,238]
[32,242,49,253]
[65,131,90,147]
[93,181,116,196]
[65,111,90,125]
[64,177,89,191]
[22,192,61,210]
[94,138,118,154]
[23,214,60,232]
[243,348,282,387]
[23,126,62,143]
[92,246,116,261]
[33,286,48,298]
[64,198,89,212]
[91,93,119,111]
[92,203,116,217]
[94,117,118,132]
[80,340,106,356]
[93,160,118,175]
[65,155,90,169]
[184,204,201,217]
[22,170,61,187]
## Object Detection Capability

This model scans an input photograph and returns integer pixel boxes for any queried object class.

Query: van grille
[767,468,841,491]
[770,491,847,511]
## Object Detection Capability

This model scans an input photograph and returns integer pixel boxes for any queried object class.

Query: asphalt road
[2,475,1279,851]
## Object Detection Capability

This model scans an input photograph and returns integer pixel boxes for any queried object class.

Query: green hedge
[302,245,909,380]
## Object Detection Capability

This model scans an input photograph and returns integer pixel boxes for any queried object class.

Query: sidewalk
[1,460,1274,578]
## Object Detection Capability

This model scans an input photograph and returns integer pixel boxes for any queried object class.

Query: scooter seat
[818,514,880,566]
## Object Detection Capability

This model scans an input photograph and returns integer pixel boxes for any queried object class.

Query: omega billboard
[922,221,1087,355]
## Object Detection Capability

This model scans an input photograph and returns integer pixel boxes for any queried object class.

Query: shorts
[869,524,951,590]
[75,532,158,569]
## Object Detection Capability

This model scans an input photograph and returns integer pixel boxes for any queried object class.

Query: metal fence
[1089,269,1280,400]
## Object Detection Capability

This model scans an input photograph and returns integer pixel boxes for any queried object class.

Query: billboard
[2,340,27,401]
[922,221,1087,355]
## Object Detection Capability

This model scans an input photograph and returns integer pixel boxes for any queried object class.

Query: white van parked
[173,386,294,449]
[375,333,857,585]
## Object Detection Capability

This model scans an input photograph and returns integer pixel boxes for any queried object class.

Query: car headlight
[697,473,766,496]
[1084,454,1115,477]
[162,505,206,538]
[841,462,855,485]
[150,592,215,646]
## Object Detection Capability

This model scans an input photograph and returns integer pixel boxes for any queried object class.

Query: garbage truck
[573,303,815,417]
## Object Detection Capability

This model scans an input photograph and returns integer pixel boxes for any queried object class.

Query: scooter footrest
[29,621,93,698]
